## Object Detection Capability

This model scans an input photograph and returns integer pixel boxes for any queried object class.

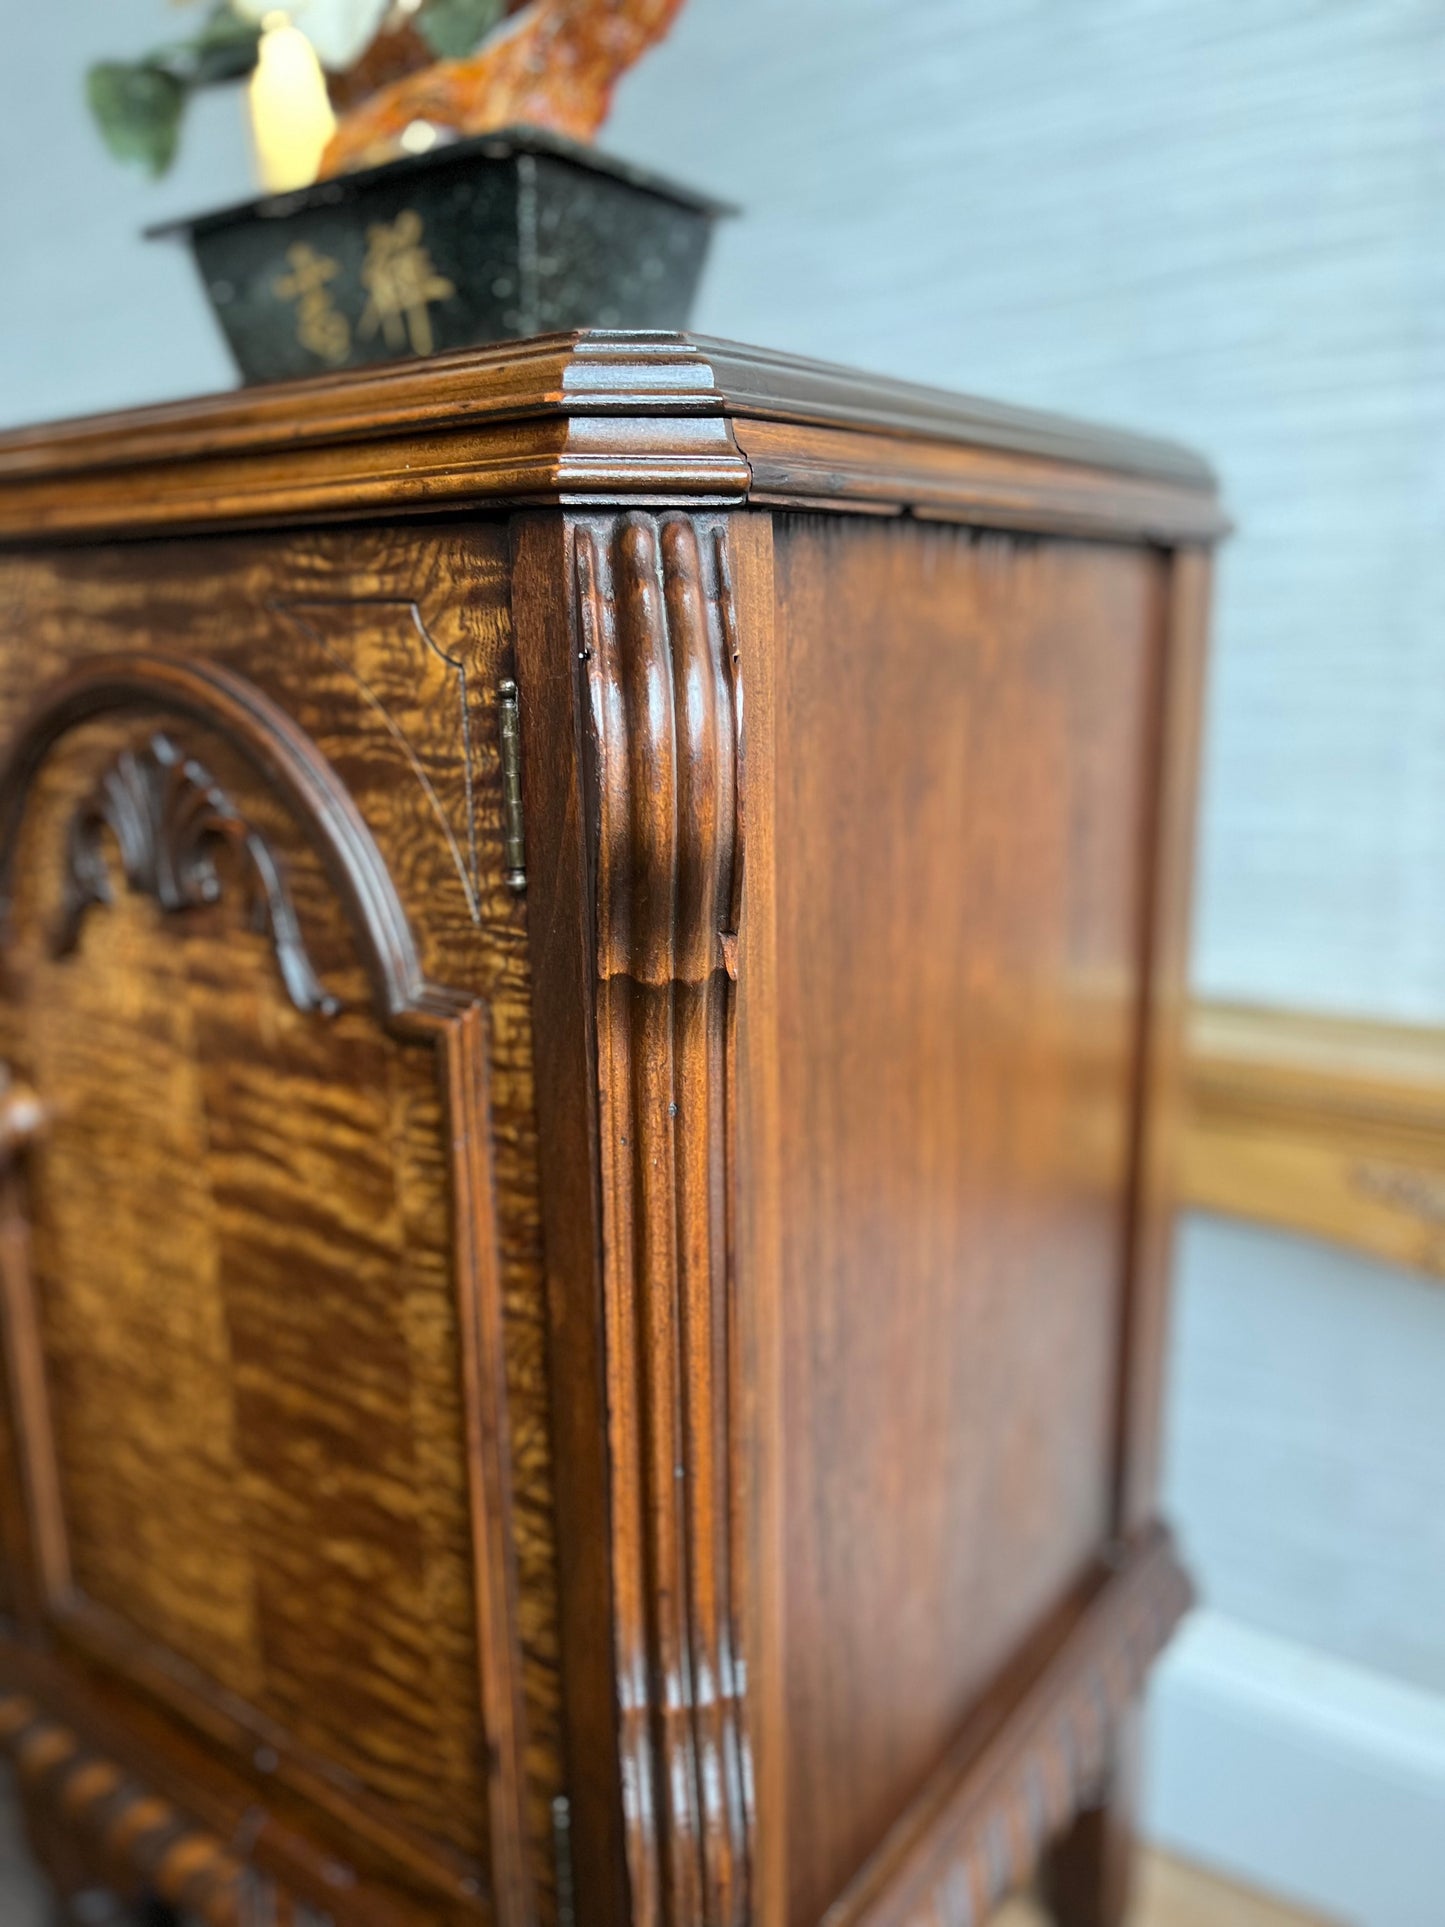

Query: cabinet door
[0,529,555,1927]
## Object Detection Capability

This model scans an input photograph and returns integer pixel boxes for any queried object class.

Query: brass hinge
[499,678,527,892]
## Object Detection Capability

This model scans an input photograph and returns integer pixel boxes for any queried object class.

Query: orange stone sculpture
[321,0,688,177]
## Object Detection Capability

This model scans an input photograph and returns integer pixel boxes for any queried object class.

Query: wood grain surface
[823,1530,1189,1927]
[512,508,777,1927]
[0,339,1220,1927]
[0,528,561,1923]
[508,498,1211,1927]
[747,515,1167,1927]
[576,512,752,1927]
[0,1688,279,1924]
[0,334,1221,547]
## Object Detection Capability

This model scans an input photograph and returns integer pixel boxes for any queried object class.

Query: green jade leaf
[85,62,187,176]
[84,3,262,176]
[418,0,509,60]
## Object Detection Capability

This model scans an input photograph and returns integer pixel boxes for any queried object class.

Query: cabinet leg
[1038,1719,1138,1927]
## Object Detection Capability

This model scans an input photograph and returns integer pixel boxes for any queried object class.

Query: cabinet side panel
[761,515,1167,1925]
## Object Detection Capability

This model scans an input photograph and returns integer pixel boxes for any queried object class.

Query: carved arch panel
[0,653,533,1927]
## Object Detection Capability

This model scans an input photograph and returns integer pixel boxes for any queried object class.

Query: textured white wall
[0,0,246,421]
[3,0,1440,1022]
[1146,1216,1445,1921]
[1167,1213,1445,1696]
[606,0,1445,1026]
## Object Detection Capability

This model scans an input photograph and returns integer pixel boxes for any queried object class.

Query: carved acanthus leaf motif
[57,732,337,1016]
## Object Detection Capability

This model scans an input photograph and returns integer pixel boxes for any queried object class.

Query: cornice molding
[0,333,1222,545]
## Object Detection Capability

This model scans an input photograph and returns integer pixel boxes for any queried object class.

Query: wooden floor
[993,1851,1341,1927]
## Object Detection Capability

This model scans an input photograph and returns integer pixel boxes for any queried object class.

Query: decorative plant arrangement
[87,0,728,384]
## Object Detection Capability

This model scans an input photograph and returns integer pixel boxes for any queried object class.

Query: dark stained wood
[0,338,1219,1927]
[575,511,753,1927]
[735,420,1222,541]
[509,510,630,1927]
[0,335,1210,486]
[0,1071,59,1622]
[0,1634,466,1922]
[0,1688,257,1925]
[726,524,785,1927]
[0,335,1222,548]
[1038,1716,1141,1927]
[746,517,1173,1927]
[822,1535,1187,1927]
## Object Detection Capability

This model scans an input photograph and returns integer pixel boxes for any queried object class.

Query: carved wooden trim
[56,729,336,1015]
[574,513,751,1927]
[0,654,535,1927]
[0,1690,263,1924]
[0,652,423,1015]
[0,334,1222,545]
[823,1527,1193,1927]
[1182,998,1445,1280]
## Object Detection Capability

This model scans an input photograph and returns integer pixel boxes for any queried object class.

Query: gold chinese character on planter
[274,242,352,365]
[359,209,456,358]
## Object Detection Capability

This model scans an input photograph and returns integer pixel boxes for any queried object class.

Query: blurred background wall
[3,3,1442,1921]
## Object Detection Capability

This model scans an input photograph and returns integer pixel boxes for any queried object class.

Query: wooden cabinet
[0,334,1221,1927]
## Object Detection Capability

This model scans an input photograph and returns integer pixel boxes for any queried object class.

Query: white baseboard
[1143,1609,1445,1927]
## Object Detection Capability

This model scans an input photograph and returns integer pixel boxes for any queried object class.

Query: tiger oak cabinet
[0,334,1221,1927]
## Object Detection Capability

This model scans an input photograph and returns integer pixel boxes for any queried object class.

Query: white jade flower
[229,0,392,70]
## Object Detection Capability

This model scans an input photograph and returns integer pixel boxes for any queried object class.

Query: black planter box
[149,125,733,385]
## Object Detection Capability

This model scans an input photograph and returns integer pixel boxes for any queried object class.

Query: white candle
[247,12,337,195]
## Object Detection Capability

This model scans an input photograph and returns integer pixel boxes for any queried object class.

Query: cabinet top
[0,330,1224,545]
